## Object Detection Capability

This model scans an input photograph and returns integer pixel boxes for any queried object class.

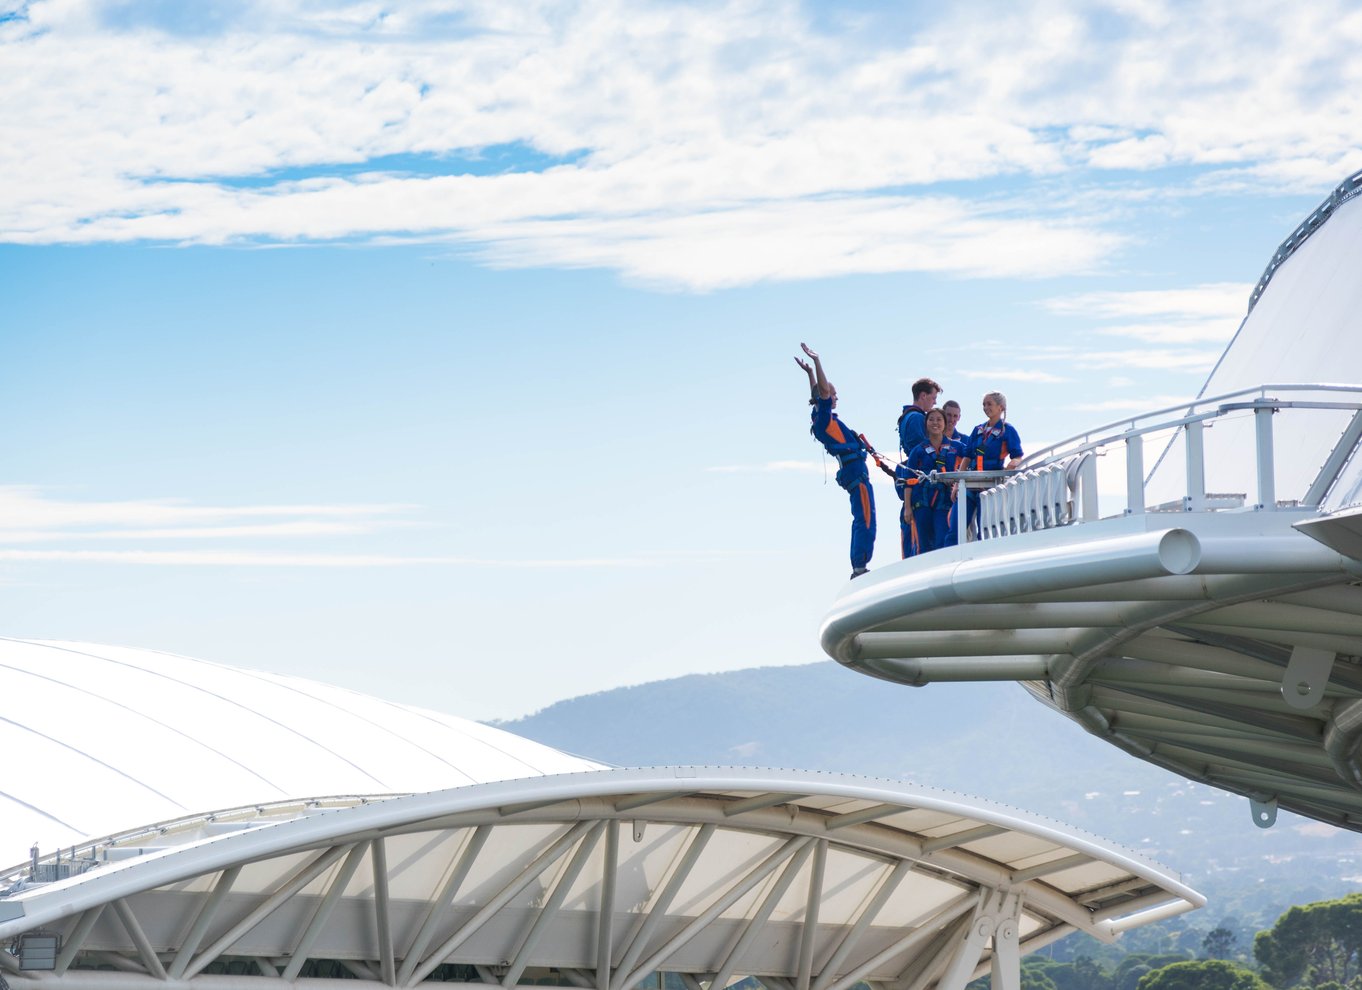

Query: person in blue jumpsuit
[795,343,876,578]
[942,400,967,444]
[960,391,1024,540]
[906,408,966,553]
[897,377,942,457]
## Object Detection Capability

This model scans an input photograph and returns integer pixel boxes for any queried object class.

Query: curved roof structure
[0,637,601,865]
[821,175,1362,831]
[0,768,1201,990]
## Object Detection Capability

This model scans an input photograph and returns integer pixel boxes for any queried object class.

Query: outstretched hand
[794,356,813,374]
[800,342,820,361]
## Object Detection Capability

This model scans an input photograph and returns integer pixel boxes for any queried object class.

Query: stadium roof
[0,642,1200,989]
[0,768,1201,990]
[0,637,601,863]
[821,173,1362,831]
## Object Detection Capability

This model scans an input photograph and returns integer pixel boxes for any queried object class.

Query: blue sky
[2,0,1360,718]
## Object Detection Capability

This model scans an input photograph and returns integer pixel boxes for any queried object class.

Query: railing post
[1125,434,1145,514]
[1256,404,1277,509]
[1079,455,1099,521]
[1184,420,1205,511]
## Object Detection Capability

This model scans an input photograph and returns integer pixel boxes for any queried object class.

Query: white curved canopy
[0,638,601,865]
[821,172,1362,831]
[0,768,1200,990]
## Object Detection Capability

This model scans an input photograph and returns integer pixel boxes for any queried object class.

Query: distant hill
[497,661,1362,934]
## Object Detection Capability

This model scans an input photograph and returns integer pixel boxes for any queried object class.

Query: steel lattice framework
[0,769,1199,990]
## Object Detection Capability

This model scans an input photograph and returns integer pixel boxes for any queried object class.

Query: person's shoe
[850,567,869,579]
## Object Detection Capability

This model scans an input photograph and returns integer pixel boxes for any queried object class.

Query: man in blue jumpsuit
[796,343,876,578]
[898,377,942,457]
[942,400,967,444]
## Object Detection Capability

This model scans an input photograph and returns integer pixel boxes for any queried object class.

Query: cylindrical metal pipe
[863,656,1051,684]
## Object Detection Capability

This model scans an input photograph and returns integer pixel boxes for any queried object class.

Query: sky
[2,0,1361,720]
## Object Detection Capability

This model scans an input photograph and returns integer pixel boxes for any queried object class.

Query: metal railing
[974,384,1362,541]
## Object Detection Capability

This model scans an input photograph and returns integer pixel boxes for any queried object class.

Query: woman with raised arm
[795,343,876,578]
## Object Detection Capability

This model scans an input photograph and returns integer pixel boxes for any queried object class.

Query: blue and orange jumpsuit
[907,438,966,553]
[811,396,876,570]
[961,420,1023,538]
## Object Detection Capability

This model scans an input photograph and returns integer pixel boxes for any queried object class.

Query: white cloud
[1042,283,1252,321]
[0,548,699,567]
[0,485,411,534]
[957,369,1072,383]
[4,1,1362,285]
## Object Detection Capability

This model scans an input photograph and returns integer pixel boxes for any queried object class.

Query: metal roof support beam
[596,820,620,990]
[283,841,369,980]
[856,631,1081,659]
[396,824,493,985]
[724,793,806,816]
[341,959,378,980]
[678,973,706,990]
[921,825,1008,855]
[615,835,816,990]
[1089,693,1317,741]
[810,859,915,990]
[865,656,1052,685]
[112,898,167,980]
[370,839,396,987]
[885,906,976,990]
[89,949,150,973]
[55,904,106,975]
[1010,853,1091,883]
[989,897,1022,990]
[184,844,353,979]
[612,823,718,989]
[615,792,693,813]
[1305,408,1362,505]
[406,820,597,987]
[1076,876,1162,907]
[502,822,607,988]
[826,804,900,830]
[169,866,241,979]
[936,892,1020,990]
[707,839,817,990]
[829,893,980,990]
[560,968,597,989]
[795,838,827,990]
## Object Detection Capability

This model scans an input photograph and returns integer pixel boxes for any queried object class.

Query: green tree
[1254,892,1362,988]
[1136,960,1269,990]
[1204,929,1239,961]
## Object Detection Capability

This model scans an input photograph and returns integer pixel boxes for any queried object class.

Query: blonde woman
[959,391,1024,539]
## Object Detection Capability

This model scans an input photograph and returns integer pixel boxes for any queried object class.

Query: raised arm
[793,355,817,396]
[800,342,834,399]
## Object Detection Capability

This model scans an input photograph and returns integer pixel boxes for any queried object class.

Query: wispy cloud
[1041,284,1252,321]
[0,486,733,568]
[5,2,1361,286]
[957,369,1072,384]
[0,549,705,568]
[0,485,412,536]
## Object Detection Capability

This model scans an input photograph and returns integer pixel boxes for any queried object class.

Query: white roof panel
[0,637,602,863]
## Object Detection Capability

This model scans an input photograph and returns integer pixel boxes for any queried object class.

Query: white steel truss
[0,769,1198,990]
